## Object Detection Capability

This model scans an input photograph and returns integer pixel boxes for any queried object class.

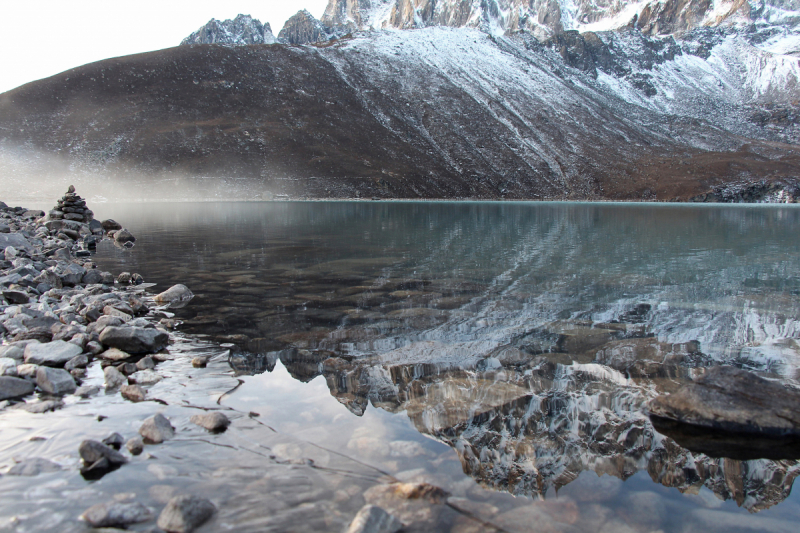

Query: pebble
[157,495,215,533]
[139,413,175,444]
[190,412,230,432]
[81,500,152,528]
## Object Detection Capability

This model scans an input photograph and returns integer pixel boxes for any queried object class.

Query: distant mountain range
[0,0,799,201]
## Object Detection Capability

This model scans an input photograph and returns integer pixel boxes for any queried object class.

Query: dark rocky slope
[1,28,799,200]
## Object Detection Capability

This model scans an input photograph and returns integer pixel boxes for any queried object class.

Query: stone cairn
[49,185,94,223]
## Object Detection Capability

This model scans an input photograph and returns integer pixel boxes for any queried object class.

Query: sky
[0,1,329,94]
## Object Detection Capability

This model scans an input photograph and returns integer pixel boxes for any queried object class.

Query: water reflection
[94,201,800,517]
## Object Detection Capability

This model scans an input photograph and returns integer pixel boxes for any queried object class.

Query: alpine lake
[2,200,800,533]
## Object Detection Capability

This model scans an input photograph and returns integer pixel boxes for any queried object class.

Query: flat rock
[157,495,215,533]
[190,412,230,432]
[100,326,169,354]
[649,366,800,460]
[139,413,175,444]
[7,457,61,476]
[24,340,82,366]
[0,233,33,252]
[345,505,403,533]
[23,399,64,413]
[35,366,77,394]
[81,501,152,528]
[129,369,161,385]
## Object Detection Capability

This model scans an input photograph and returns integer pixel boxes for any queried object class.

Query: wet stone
[190,412,230,432]
[157,495,216,533]
[102,432,126,450]
[100,347,132,362]
[75,385,99,398]
[136,356,155,370]
[121,384,147,402]
[23,399,64,413]
[99,326,169,354]
[81,500,152,528]
[345,505,403,533]
[139,413,175,444]
[126,436,144,455]
[104,366,127,389]
[79,439,128,469]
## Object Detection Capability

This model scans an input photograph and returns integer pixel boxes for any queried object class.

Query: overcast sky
[0,1,328,94]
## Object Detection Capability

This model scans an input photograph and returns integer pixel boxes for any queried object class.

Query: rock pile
[48,185,94,223]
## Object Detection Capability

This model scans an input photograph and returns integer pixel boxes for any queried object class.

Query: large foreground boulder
[0,376,35,400]
[99,326,169,354]
[648,366,800,460]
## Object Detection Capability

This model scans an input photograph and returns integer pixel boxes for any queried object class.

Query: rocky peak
[277,9,336,45]
[181,14,276,45]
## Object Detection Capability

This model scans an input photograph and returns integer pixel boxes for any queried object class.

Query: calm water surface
[83,201,800,532]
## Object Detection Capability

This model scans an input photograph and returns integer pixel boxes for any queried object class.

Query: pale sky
[0,1,329,94]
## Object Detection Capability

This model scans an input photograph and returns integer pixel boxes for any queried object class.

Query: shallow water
[4,201,800,532]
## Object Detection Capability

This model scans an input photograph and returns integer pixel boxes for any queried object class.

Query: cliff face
[277,9,336,45]
[181,14,276,45]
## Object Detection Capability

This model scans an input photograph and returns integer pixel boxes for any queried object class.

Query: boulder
[35,366,77,394]
[82,269,105,285]
[0,357,18,376]
[81,501,152,528]
[100,326,169,354]
[114,229,135,244]
[64,353,89,371]
[190,412,230,432]
[0,376,35,400]
[87,315,125,335]
[102,219,122,232]
[649,366,800,460]
[79,439,128,466]
[23,340,82,366]
[55,263,86,286]
[157,495,215,533]
[153,284,194,307]
[139,413,175,443]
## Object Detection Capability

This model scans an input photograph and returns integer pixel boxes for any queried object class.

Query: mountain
[1,1,799,201]
[181,14,276,45]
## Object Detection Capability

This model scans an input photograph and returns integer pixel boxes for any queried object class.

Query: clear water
[3,201,799,533]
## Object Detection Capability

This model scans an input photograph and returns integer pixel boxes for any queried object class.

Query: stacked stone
[49,185,94,223]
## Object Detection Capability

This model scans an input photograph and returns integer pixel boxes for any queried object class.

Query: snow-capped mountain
[181,14,276,45]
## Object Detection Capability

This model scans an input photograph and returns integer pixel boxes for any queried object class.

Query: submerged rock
[81,500,152,528]
[7,457,61,476]
[157,495,215,533]
[648,366,800,460]
[153,284,194,308]
[345,505,403,533]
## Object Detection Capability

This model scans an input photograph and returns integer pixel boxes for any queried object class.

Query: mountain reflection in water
[94,201,800,516]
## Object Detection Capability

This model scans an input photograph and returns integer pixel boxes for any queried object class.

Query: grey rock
[649,366,800,460]
[114,229,135,244]
[139,413,175,444]
[117,272,132,284]
[7,457,61,476]
[102,219,122,232]
[129,369,161,385]
[0,376,35,400]
[81,500,152,528]
[102,432,126,449]
[121,384,147,402]
[136,356,155,370]
[153,284,194,306]
[100,326,169,354]
[0,357,18,376]
[24,340,83,366]
[74,385,99,398]
[0,233,33,252]
[0,344,25,361]
[190,412,230,432]
[104,305,132,321]
[2,289,30,304]
[82,269,105,285]
[23,399,64,413]
[79,439,128,466]
[104,365,127,389]
[35,366,77,394]
[56,263,86,286]
[64,353,89,372]
[87,315,125,335]
[345,505,403,533]
[0,223,9,233]
[86,340,104,355]
[131,273,144,285]
[126,436,144,455]
[15,363,38,379]
[157,495,215,533]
